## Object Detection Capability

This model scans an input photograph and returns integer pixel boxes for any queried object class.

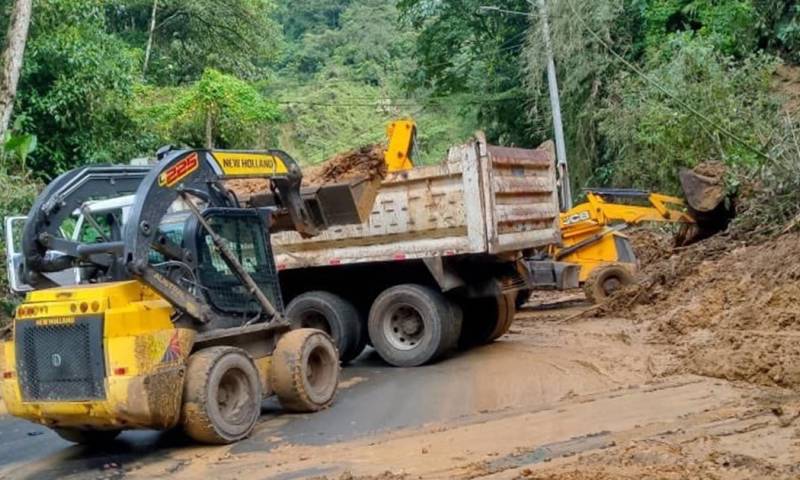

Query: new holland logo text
[159,152,199,187]
[222,156,277,170]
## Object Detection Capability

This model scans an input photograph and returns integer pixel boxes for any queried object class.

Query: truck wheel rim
[217,368,252,426]
[383,304,425,351]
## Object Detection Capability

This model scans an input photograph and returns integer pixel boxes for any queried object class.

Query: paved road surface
[0,341,573,480]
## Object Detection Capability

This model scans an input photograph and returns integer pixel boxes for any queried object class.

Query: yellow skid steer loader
[1,147,376,444]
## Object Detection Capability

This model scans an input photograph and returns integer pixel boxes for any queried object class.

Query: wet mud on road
[1,294,798,479]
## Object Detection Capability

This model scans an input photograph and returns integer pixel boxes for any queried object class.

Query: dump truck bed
[271,134,561,270]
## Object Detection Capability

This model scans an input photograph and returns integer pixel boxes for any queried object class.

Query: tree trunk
[142,0,158,79]
[0,0,33,141]
[205,111,214,149]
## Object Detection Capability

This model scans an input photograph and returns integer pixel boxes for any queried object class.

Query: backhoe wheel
[285,291,365,363]
[180,347,262,445]
[583,264,636,304]
[458,294,516,348]
[271,328,339,412]
[53,428,121,445]
[368,284,463,367]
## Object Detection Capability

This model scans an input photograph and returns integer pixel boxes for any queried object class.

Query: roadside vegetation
[2,0,800,315]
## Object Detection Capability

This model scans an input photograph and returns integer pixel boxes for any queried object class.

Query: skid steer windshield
[196,214,282,315]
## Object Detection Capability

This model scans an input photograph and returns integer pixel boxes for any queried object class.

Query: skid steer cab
[0,148,374,445]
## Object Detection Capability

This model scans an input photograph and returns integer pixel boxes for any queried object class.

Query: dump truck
[269,133,571,367]
[5,133,571,370]
[1,148,378,445]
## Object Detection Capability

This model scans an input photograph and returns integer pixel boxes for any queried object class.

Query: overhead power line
[562,0,769,161]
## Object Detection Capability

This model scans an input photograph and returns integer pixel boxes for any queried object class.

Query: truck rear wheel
[180,347,262,445]
[459,294,516,347]
[53,428,121,445]
[271,328,339,412]
[285,291,365,363]
[368,284,462,367]
[583,264,635,303]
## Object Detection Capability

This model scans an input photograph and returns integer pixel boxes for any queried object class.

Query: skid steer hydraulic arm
[21,147,376,328]
[22,165,150,286]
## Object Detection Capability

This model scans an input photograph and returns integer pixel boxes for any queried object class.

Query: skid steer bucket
[249,175,381,232]
[301,176,381,227]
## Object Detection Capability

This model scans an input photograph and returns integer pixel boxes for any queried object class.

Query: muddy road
[0,295,798,480]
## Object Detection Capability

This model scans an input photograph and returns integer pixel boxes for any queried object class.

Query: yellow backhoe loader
[556,168,733,303]
[0,147,377,445]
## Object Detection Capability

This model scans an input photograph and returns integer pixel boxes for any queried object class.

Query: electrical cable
[562,0,770,160]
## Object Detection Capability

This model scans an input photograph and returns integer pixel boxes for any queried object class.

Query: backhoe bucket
[677,163,734,245]
[303,176,381,227]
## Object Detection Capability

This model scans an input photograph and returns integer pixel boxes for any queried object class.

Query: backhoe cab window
[197,214,282,315]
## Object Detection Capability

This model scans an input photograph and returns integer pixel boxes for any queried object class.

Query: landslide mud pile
[598,231,800,389]
[302,144,386,187]
[226,144,386,199]
[627,228,673,267]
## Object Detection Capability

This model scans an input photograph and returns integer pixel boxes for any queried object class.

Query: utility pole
[535,0,571,210]
[479,2,572,210]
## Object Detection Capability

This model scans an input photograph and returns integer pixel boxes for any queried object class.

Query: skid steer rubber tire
[368,284,462,367]
[271,329,339,413]
[285,291,364,364]
[53,428,121,445]
[583,264,636,304]
[180,347,262,445]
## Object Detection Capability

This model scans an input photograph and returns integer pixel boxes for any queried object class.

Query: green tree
[275,0,351,41]
[599,37,779,192]
[107,0,282,84]
[14,0,141,177]
[137,68,279,148]
[398,0,535,146]
[270,0,476,165]
[524,0,643,189]
[642,0,758,58]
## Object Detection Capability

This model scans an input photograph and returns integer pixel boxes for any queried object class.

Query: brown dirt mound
[303,144,386,186]
[692,160,726,179]
[519,436,800,480]
[226,144,386,199]
[627,228,673,267]
[593,232,800,390]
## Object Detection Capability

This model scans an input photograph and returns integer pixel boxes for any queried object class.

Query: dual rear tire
[285,286,514,368]
[285,292,366,363]
[367,284,462,367]
[458,294,516,347]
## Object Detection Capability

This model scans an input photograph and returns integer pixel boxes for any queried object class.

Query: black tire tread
[285,291,364,363]
[368,284,462,367]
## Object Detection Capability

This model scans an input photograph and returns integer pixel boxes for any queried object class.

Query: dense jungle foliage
[3,0,800,312]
